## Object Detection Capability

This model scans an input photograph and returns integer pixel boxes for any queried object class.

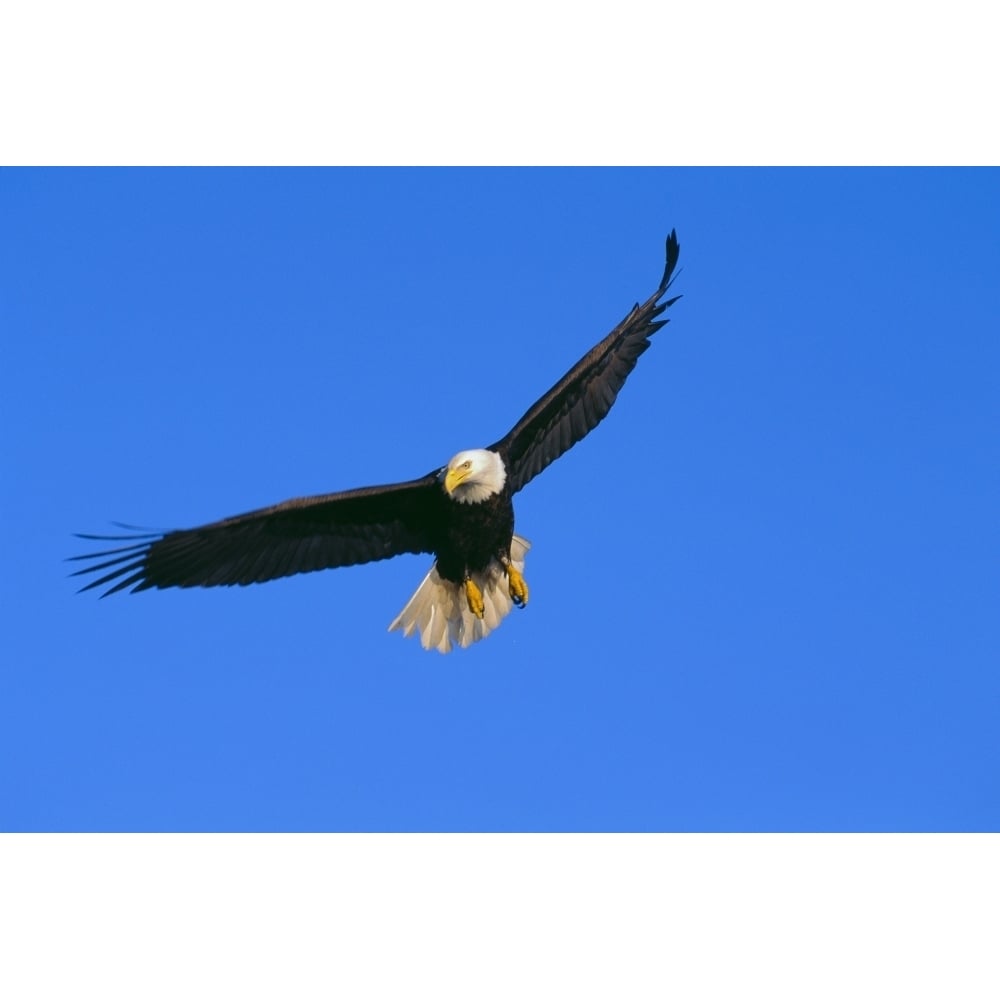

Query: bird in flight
[73,232,682,653]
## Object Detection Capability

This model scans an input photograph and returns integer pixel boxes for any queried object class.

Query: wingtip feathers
[660,229,681,293]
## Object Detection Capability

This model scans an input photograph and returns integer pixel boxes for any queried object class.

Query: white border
[2,835,997,998]
[4,3,997,164]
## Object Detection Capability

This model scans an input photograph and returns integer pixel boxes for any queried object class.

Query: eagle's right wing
[71,473,443,596]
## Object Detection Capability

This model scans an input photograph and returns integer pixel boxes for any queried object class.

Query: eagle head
[441,449,507,504]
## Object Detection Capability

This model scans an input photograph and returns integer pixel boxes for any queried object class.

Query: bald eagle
[73,232,681,652]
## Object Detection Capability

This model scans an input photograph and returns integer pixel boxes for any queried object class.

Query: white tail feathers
[387,534,531,653]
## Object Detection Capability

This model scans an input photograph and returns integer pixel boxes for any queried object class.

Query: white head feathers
[442,449,507,504]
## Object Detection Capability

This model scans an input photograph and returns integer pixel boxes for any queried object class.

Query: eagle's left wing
[489,231,681,495]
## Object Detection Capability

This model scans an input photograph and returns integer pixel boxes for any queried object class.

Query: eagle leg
[464,576,485,619]
[504,560,529,609]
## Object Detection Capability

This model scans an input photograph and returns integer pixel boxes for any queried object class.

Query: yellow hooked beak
[443,465,471,495]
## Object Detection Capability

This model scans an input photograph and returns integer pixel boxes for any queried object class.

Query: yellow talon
[506,564,529,608]
[464,577,485,619]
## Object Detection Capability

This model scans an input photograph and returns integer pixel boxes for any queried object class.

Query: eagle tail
[388,534,531,653]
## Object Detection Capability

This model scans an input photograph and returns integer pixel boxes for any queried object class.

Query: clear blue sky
[2,168,997,831]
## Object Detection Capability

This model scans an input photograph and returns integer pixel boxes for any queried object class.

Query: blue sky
[2,168,997,831]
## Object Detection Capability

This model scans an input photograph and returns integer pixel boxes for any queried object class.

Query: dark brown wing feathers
[73,232,680,597]
[490,230,680,494]
[71,475,441,596]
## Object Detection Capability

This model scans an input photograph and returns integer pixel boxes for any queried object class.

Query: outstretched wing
[70,473,443,596]
[490,231,681,495]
